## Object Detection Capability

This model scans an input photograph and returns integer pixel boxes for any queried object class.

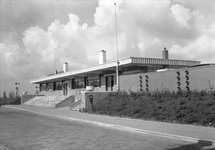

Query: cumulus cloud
[1,0,215,94]
[170,4,192,27]
[19,0,214,69]
[170,21,215,62]
[170,3,204,29]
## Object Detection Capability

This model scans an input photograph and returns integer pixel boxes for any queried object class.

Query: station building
[22,48,215,110]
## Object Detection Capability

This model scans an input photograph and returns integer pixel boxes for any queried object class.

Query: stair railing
[69,100,82,110]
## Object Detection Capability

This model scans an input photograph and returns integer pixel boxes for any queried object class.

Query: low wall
[21,95,44,104]
[81,91,120,112]
[93,87,106,92]
[39,90,62,96]
[55,95,75,108]
[39,89,85,97]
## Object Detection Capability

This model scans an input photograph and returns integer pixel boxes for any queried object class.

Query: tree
[9,91,15,99]
[3,91,7,99]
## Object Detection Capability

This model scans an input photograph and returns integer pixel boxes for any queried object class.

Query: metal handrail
[69,100,82,110]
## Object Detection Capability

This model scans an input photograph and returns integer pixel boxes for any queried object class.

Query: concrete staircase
[24,95,71,108]
[53,95,67,106]
[69,100,82,111]
[69,91,84,111]
[24,90,84,109]
[24,96,57,107]
[54,95,75,108]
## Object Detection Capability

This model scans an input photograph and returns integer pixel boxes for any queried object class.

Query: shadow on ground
[166,140,215,150]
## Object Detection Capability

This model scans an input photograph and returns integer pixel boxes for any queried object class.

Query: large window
[40,84,46,91]
[88,76,100,87]
[71,76,100,89]
[56,82,62,90]
[72,77,85,89]
[76,78,85,88]
[48,83,53,90]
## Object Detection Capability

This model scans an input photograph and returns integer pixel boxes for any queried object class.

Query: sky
[0,0,215,96]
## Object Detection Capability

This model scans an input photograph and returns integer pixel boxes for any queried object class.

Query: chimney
[99,50,106,64]
[162,47,169,59]
[63,62,68,73]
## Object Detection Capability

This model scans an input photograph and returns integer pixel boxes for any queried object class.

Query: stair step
[69,100,82,111]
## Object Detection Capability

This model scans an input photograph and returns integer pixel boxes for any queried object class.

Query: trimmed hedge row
[92,90,215,127]
[0,97,21,105]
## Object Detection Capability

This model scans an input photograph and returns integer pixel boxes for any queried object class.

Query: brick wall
[120,65,215,92]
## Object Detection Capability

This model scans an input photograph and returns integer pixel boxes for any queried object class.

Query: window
[72,77,85,89]
[40,84,46,91]
[56,82,62,90]
[88,76,100,87]
[48,83,53,90]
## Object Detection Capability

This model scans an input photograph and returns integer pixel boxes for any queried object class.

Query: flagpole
[114,3,120,91]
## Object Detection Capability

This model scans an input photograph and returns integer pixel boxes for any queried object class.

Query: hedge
[0,97,21,105]
[91,90,215,127]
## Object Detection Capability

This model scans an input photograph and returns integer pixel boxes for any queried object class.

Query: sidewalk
[3,105,215,145]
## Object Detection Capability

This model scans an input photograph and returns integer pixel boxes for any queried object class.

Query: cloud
[22,15,89,72]
[170,4,192,27]
[170,3,204,29]
[1,0,215,95]
[19,0,213,70]
[170,21,215,62]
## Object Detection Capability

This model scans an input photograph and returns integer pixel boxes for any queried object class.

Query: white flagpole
[114,3,120,91]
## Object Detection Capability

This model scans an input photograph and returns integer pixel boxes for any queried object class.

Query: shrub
[92,90,215,127]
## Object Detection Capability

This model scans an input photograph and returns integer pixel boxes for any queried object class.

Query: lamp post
[114,3,120,91]
[15,82,20,98]
[35,86,38,94]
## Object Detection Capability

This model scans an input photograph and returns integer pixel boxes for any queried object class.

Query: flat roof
[30,57,201,84]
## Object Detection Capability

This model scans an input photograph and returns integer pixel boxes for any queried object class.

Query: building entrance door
[63,83,68,96]
[106,76,114,91]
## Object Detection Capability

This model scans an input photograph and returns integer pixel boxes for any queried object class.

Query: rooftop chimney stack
[162,47,169,59]
[99,50,106,64]
[63,62,68,73]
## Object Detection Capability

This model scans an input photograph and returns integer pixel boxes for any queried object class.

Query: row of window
[40,77,100,91]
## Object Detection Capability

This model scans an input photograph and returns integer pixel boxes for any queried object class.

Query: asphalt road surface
[0,107,214,150]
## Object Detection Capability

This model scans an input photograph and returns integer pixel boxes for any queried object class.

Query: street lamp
[15,82,20,97]
[35,86,39,94]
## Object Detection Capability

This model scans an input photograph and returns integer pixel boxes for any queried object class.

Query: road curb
[3,105,215,145]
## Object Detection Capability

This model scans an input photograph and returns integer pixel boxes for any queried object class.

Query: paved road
[1,107,213,150]
[6,105,215,142]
